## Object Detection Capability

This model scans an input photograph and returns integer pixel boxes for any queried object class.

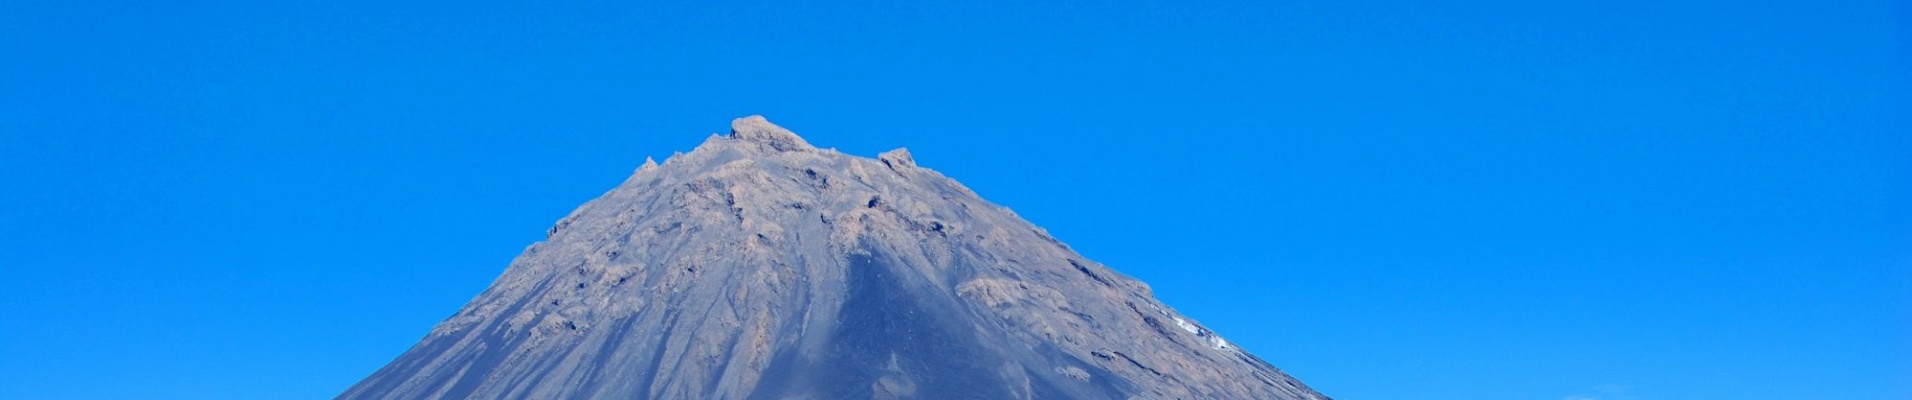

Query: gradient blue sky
[3,1,1907,399]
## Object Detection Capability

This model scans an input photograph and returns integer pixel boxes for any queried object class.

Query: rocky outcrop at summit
[338,116,1329,400]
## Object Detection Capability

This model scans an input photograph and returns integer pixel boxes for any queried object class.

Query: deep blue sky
[3,1,1907,399]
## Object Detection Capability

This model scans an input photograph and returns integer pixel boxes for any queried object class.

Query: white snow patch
[1173,317,1200,334]
[1170,316,1232,351]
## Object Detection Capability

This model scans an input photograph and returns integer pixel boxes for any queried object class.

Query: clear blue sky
[3,1,1906,399]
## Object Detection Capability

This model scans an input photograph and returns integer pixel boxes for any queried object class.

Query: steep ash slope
[340,116,1328,400]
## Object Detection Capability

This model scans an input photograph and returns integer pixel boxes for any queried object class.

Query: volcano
[339,116,1329,400]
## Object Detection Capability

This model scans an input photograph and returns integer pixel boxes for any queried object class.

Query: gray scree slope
[339,116,1329,400]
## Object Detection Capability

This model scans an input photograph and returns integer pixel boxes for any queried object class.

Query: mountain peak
[341,117,1328,400]
[728,115,812,152]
